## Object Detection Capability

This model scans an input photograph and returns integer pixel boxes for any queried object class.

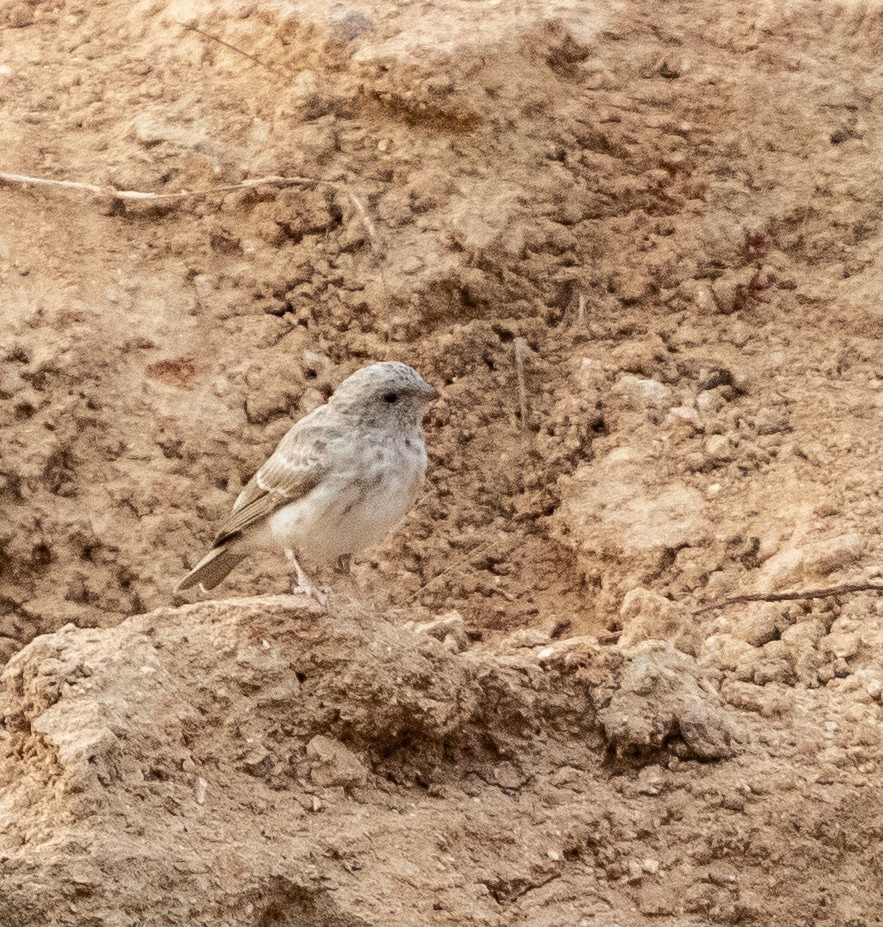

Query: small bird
[175,361,437,602]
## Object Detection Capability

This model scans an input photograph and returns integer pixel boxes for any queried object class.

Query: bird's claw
[292,576,332,608]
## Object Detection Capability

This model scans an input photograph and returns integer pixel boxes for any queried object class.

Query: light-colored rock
[802,533,862,578]
[411,611,466,642]
[499,628,551,651]
[704,434,734,462]
[597,642,742,760]
[612,375,673,411]
[821,631,860,660]
[781,619,826,651]
[702,633,757,672]
[757,532,862,592]
[732,604,779,647]
[536,635,601,667]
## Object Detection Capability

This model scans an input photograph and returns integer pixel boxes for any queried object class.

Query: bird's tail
[175,543,247,593]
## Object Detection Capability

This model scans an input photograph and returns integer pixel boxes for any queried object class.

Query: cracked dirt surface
[3,598,883,927]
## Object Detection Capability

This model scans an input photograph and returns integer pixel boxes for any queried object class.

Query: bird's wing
[213,415,332,546]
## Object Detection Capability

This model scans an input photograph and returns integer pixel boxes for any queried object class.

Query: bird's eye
[383,391,399,404]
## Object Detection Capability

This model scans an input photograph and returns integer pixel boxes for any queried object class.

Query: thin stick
[514,337,530,429]
[695,582,883,615]
[0,171,334,202]
[348,192,384,262]
[176,21,293,80]
[577,292,587,326]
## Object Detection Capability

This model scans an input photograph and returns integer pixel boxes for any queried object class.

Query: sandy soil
[2,0,883,923]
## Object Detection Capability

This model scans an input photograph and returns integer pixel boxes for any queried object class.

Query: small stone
[495,762,528,790]
[755,407,790,435]
[702,633,755,672]
[412,612,467,652]
[821,632,860,660]
[793,648,825,687]
[306,735,367,788]
[612,375,673,411]
[802,533,862,578]
[781,619,825,650]
[501,628,551,650]
[636,764,666,795]
[667,405,701,428]
[536,636,601,667]
[576,357,607,391]
[696,390,726,416]
[866,678,882,700]
[299,387,325,415]
[704,434,733,462]
[732,605,779,647]
[242,747,270,773]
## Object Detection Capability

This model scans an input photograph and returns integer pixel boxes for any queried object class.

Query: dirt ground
[3,0,883,923]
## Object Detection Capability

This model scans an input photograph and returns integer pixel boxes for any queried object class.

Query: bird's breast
[266,437,426,563]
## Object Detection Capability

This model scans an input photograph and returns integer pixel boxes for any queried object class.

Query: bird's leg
[285,548,328,607]
[333,553,362,602]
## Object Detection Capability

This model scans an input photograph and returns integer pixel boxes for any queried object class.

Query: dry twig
[576,292,587,326]
[176,21,293,80]
[348,192,384,261]
[0,171,334,202]
[513,337,530,430]
[695,582,883,615]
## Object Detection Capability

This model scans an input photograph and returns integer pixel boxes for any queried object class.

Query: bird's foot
[294,576,330,608]
[286,548,329,608]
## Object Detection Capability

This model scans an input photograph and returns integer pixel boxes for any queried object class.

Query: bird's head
[329,361,438,428]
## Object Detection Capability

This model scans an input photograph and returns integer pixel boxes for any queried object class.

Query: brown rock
[619,587,698,655]
[733,604,779,647]
[306,735,367,788]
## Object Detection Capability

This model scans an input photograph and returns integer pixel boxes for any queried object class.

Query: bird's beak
[406,381,439,402]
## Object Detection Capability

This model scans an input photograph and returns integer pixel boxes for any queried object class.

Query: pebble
[781,619,825,650]
[801,533,862,577]
[704,434,733,462]
[702,633,755,671]
[821,631,860,660]
[612,375,673,411]
[733,605,778,647]
[696,390,726,416]
[306,735,367,788]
